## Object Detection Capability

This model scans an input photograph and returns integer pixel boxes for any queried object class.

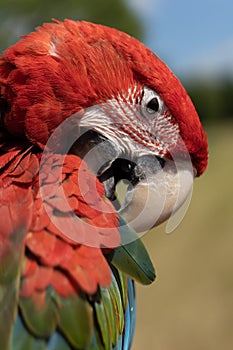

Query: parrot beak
[119,156,195,233]
[70,130,194,234]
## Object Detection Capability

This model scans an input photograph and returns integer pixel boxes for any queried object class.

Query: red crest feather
[0,19,207,175]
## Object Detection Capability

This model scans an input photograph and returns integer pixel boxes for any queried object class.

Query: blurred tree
[186,79,233,124]
[0,0,142,51]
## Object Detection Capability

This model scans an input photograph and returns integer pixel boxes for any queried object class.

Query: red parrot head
[0,19,208,233]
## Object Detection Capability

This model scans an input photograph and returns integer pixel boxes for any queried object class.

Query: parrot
[0,19,208,350]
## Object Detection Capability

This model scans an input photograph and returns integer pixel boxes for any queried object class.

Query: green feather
[107,272,124,337]
[10,314,75,350]
[5,220,146,350]
[19,290,58,338]
[116,270,128,310]
[99,287,117,345]
[58,295,93,349]
[107,216,155,285]
[94,300,111,350]
[90,270,127,350]
[10,314,46,350]
[0,229,25,350]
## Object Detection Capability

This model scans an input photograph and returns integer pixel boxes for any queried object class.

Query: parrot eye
[141,87,164,118]
[146,97,159,114]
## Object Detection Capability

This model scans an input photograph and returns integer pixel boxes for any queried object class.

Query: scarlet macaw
[0,20,208,350]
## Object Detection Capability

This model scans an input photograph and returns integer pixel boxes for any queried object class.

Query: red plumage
[0,126,119,301]
[0,20,207,295]
[0,19,207,175]
[0,19,210,350]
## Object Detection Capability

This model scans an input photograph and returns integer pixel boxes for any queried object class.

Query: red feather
[0,19,208,304]
[0,127,120,300]
[0,19,207,174]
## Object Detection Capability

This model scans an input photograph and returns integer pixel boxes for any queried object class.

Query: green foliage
[0,0,142,51]
[186,78,233,125]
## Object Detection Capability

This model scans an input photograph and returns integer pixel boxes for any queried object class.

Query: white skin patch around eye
[140,87,166,118]
[139,87,181,153]
[79,85,181,157]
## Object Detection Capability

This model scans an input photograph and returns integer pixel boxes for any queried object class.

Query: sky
[128,0,233,79]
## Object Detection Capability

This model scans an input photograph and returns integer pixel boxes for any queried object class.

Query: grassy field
[132,123,233,350]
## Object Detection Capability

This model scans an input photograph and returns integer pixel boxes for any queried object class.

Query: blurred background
[1,1,232,349]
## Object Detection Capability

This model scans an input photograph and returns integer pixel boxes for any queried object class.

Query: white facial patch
[79,85,181,159]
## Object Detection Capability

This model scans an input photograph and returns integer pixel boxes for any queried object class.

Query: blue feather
[10,278,136,350]
[114,278,136,350]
